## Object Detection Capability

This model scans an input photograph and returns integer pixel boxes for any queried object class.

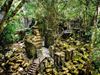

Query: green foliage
[0,0,5,7]
[91,28,100,48]
[2,20,21,44]
[91,49,100,74]
[89,27,100,74]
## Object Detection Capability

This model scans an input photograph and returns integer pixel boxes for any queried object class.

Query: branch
[0,0,26,34]
[0,0,14,33]
[1,0,13,12]
[6,0,26,22]
[0,0,14,24]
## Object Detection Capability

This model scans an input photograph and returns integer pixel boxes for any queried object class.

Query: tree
[0,0,26,33]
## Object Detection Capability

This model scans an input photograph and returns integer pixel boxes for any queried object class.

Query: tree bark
[0,0,26,34]
[0,0,14,33]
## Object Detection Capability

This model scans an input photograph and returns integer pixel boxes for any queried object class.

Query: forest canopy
[0,0,100,75]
